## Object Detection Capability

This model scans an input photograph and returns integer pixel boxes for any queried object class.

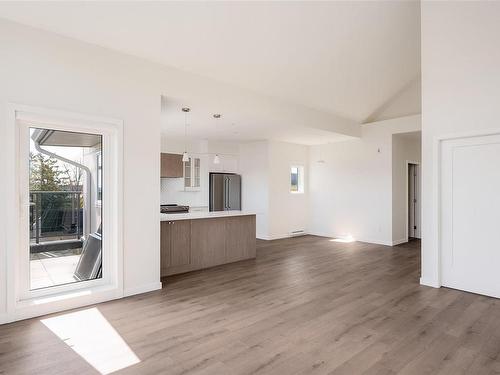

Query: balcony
[30,191,85,289]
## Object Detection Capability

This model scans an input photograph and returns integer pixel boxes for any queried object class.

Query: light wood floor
[1,236,500,374]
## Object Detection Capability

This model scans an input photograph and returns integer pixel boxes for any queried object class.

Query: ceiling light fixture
[182,107,190,162]
[213,114,222,164]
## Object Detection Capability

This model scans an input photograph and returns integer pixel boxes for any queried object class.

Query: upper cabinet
[160,153,183,178]
[184,156,201,191]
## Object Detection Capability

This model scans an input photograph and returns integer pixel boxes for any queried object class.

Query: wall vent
[290,230,306,237]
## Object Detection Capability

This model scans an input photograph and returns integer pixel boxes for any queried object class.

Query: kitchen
[159,110,256,277]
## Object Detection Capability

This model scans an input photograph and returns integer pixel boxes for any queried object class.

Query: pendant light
[182,107,190,162]
[213,114,221,164]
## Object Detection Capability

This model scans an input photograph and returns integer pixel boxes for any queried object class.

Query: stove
[161,204,189,214]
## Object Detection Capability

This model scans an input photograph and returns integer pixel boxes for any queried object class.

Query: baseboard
[359,238,394,246]
[124,282,162,297]
[258,233,308,241]
[0,313,9,325]
[420,277,440,288]
[392,238,408,246]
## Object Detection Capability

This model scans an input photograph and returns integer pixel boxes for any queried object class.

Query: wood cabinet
[160,153,183,178]
[161,215,256,277]
[191,218,226,268]
[161,220,191,276]
[225,216,256,262]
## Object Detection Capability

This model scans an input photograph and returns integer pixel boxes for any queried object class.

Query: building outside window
[290,165,304,194]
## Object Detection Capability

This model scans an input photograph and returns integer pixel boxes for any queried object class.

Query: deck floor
[30,251,81,289]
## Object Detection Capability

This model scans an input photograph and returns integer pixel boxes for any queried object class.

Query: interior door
[408,164,416,238]
[408,164,421,239]
[441,134,500,298]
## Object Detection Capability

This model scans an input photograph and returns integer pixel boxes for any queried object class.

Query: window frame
[96,151,103,206]
[290,165,305,194]
[4,103,124,322]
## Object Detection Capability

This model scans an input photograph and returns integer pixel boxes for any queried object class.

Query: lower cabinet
[191,218,226,268]
[225,215,256,262]
[161,215,256,277]
[161,220,191,276]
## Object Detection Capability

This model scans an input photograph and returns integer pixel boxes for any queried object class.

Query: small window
[290,166,304,194]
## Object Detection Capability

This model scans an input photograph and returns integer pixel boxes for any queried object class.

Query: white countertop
[160,210,256,221]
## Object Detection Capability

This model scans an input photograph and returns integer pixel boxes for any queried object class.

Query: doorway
[407,162,420,240]
[28,127,103,290]
[5,104,123,322]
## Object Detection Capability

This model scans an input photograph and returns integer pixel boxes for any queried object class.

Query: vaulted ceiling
[0,1,421,143]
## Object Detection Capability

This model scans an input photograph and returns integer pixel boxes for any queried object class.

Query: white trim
[405,160,421,243]
[124,282,163,297]
[430,128,500,290]
[4,103,124,322]
[392,238,408,246]
[2,285,123,324]
[419,277,440,288]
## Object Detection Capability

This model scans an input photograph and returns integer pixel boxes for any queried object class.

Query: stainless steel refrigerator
[209,173,241,211]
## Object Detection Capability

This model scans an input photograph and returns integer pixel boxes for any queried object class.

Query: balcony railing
[30,191,84,250]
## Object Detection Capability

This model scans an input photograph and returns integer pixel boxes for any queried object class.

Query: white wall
[0,20,167,320]
[239,141,270,239]
[0,20,165,301]
[239,140,309,240]
[268,141,309,239]
[421,1,500,287]
[308,115,421,245]
[392,133,421,244]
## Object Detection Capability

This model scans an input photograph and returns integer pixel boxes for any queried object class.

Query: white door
[441,134,500,298]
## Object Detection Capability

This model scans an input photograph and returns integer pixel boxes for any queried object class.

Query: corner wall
[239,140,309,240]
[268,141,309,239]
[308,115,421,245]
[0,19,165,321]
[392,133,421,245]
[239,141,270,239]
[421,1,500,287]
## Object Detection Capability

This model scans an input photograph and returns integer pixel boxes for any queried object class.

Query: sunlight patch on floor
[41,307,140,374]
[330,234,356,243]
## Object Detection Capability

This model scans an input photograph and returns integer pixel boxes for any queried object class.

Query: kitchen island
[160,211,256,277]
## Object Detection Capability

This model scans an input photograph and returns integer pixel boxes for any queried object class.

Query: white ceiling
[0,1,421,144]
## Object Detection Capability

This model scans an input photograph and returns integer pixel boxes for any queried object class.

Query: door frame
[405,160,420,242]
[427,128,500,289]
[3,103,124,323]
